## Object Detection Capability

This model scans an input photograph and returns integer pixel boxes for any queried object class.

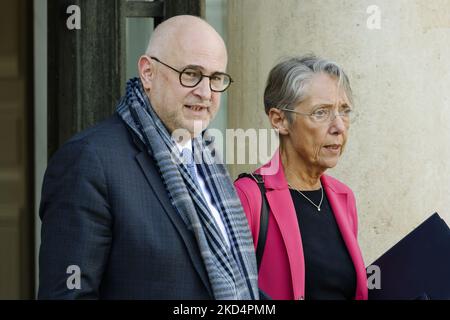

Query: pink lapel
[322,175,368,300]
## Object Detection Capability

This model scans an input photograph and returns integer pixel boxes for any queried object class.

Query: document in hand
[368,213,450,300]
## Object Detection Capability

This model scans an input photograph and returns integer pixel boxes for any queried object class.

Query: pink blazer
[234,150,368,300]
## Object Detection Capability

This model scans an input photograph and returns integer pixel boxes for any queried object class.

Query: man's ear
[268,107,290,136]
[138,55,153,91]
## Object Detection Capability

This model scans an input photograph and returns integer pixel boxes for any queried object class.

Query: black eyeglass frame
[150,56,233,92]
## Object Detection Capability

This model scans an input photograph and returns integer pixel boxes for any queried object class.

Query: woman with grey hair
[235,55,368,300]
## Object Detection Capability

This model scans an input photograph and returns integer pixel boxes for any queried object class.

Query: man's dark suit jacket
[38,114,213,299]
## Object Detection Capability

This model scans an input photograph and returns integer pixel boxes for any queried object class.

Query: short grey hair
[263,55,353,121]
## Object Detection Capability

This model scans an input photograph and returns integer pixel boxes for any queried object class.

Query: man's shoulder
[66,113,130,147]
[48,113,138,166]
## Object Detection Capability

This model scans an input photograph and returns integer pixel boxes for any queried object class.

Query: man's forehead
[170,46,227,72]
[152,21,227,72]
[181,57,227,71]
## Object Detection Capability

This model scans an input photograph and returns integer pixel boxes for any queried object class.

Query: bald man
[38,15,260,299]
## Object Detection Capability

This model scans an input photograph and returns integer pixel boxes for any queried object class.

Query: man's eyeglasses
[150,56,233,92]
[279,106,356,123]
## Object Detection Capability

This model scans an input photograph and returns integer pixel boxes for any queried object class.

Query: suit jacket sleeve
[38,140,112,299]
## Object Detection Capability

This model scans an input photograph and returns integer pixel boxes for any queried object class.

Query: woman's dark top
[289,188,356,300]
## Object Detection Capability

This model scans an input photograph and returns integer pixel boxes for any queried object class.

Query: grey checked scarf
[117,78,259,300]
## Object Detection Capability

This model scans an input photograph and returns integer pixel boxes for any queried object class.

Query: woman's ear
[268,107,290,136]
[138,55,153,91]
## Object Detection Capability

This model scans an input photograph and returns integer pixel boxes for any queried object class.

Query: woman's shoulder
[234,174,264,229]
[322,174,354,195]
[234,174,262,197]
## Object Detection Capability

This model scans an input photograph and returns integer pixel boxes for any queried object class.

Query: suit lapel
[135,150,213,297]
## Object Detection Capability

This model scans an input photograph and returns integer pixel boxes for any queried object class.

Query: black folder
[368,213,450,300]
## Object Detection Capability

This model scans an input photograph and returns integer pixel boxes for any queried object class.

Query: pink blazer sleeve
[234,177,262,249]
[348,188,359,239]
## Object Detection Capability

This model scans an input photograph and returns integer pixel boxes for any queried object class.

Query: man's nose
[193,76,212,99]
